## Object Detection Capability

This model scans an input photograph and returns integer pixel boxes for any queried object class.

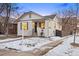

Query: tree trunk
[5,4,11,37]
[73,29,76,44]
[5,17,9,37]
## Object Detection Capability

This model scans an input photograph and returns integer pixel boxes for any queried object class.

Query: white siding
[19,15,29,21]
[44,19,56,37]
[44,16,62,37]
[30,13,42,19]
[53,16,62,31]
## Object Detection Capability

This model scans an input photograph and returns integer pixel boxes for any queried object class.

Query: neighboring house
[17,11,61,37]
[58,17,79,36]
[60,17,75,36]
[0,16,17,35]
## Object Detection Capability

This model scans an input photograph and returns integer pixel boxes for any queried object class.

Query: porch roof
[17,18,45,22]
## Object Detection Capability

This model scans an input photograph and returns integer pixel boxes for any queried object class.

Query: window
[20,22,28,30]
[39,22,45,29]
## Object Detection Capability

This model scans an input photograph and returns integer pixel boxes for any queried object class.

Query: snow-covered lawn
[44,35,79,56]
[0,36,62,51]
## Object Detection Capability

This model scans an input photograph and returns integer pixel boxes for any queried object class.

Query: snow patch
[44,36,79,56]
[0,37,51,51]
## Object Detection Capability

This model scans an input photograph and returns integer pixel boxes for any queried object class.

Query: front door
[35,22,37,33]
[32,22,38,36]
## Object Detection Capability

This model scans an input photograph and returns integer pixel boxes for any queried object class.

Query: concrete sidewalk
[32,39,63,56]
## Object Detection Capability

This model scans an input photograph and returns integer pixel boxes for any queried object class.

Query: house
[58,17,79,36]
[17,11,79,37]
[17,11,62,37]
[0,16,17,35]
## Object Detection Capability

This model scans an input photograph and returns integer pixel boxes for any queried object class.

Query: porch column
[37,22,41,36]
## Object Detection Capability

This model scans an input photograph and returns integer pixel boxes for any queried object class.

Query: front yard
[0,36,62,56]
[0,36,61,51]
[2,35,79,56]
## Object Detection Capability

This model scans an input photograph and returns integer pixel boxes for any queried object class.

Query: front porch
[17,19,46,37]
[32,20,45,37]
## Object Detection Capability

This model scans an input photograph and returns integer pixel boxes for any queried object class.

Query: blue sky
[17,3,75,16]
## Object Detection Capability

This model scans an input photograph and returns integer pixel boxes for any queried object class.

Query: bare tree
[73,4,79,43]
[58,3,79,44]
[0,3,19,36]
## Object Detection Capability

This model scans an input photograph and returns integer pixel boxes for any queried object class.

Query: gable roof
[16,11,57,22]
[18,11,43,20]
[18,11,56,19]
